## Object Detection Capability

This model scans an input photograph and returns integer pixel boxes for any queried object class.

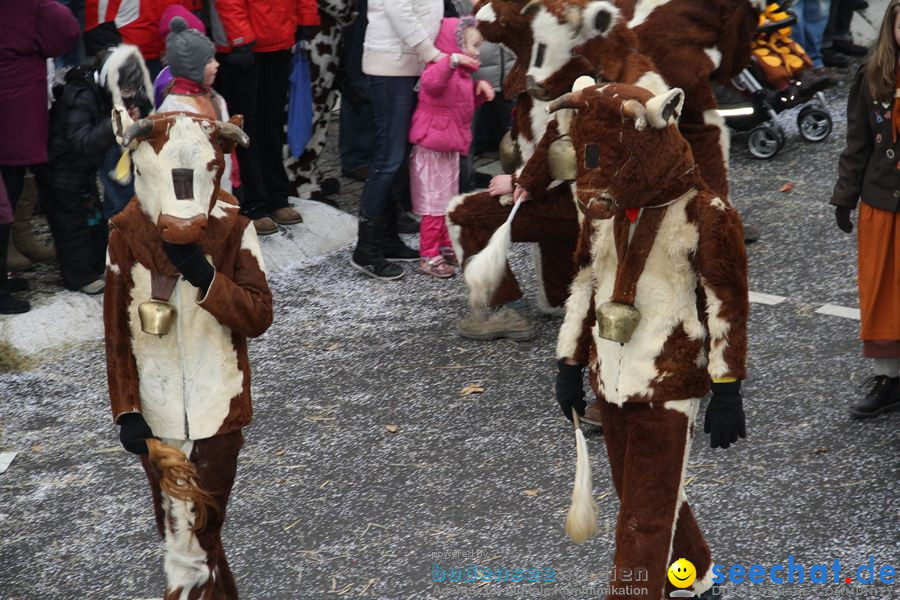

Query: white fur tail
[463,200,523,309]
[565,415,598,544]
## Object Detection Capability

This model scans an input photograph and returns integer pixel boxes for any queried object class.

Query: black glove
[555,360,586,422]
[163,242,214,294]
[835,206,853,233]
[119,412,154,455]
[704,381,746,449]
[226,44,255,69]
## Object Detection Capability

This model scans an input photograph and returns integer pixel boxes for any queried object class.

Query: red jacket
[85,0,202,59]
[212,0,320,53]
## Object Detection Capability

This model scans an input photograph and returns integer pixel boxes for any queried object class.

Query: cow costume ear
[575,1,619,39]
[645,88,684,129]
[215,115,250,153]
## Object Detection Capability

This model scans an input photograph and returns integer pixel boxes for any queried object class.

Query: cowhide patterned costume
[552,82,748,600]
[521,0,758,201]
[448,0,756,318]
[285,0,356,199]
[104,109,272,599]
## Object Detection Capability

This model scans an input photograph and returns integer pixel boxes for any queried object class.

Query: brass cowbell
[548,135,577,181]
[498,130,522,174]
[138,299,177,336]
[596,301,641,344]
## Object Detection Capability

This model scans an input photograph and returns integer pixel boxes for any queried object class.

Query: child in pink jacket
[409,16,494,278]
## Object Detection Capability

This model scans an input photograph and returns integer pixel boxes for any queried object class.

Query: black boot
[380,203,419,261]
[850,376,900,418]
[351,217,404,281]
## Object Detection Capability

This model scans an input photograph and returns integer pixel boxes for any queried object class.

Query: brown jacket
[104,199,273,440]
[832,66,900,213]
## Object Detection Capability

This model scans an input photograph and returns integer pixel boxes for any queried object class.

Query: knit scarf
[170,76,209,96]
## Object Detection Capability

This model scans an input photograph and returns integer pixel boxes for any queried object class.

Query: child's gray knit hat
[166,16,215,84]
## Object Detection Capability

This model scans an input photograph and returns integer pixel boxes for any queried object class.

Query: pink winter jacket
[408,18,487,154]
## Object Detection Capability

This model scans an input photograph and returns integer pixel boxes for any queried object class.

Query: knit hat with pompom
[165,16,215,84]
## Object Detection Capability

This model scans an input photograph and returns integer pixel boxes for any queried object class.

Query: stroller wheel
[797,106,833,142]
[747,125,782,159]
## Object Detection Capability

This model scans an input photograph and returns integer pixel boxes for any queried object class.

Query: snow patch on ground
[0,199,356,358]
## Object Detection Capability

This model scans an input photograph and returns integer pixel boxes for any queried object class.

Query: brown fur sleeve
[516,119,562,194]
[104,228,142,423]
[695,197,749,381]
[198,221,273,338]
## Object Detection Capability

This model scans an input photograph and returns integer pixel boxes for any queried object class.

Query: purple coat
[408,18,486,154]
[0,0,79,166]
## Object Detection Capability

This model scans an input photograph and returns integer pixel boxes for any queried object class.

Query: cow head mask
[522,0,621,100]
[474,0,534,98]
[111,108,249,244]
[547,82,696,219]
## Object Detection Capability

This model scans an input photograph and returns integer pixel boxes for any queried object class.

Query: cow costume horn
[215,120,250,148]
[123,117,154,147]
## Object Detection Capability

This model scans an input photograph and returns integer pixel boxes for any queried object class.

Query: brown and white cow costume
[104,108,272,599]
[446,0,587,329]
[521,0,759,200]
[552,82,748,600]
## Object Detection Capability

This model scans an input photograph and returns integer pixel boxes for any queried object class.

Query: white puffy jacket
[363,0,443,77]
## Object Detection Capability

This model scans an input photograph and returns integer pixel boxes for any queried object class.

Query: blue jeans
[793,0,831,68]
[338,0,374,172]
[99,147,135,218]
[359,75,417,219]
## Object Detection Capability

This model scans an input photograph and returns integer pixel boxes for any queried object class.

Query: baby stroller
[715,1,833,159]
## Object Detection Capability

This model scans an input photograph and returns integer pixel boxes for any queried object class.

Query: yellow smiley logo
[667,558,697,589]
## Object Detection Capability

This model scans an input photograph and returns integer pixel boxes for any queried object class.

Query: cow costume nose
[158,213,207,245]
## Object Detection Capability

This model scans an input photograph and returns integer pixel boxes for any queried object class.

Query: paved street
[1,62,898,600]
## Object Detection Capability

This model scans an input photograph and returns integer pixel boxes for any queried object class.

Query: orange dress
[857,201,900,357]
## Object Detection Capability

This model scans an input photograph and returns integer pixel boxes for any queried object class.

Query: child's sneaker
[417,255,456,279]
[439,246,459,267]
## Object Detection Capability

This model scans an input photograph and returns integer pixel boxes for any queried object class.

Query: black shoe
[822,48,850,68]
[350,217,404,281]
[849,376,900,418]
[3,278,29,293]
[832,39,868,57]
[0,293,30,314]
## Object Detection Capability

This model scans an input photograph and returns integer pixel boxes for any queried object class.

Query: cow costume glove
[163,242,214,295]
[119,413,154,455]
[835,206,853,233]
[556,360,586,422]
[705,381,746,449]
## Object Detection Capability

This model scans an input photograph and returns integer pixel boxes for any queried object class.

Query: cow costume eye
[585,144,600,168]
[534,43,547,68]
[172,168,193,200]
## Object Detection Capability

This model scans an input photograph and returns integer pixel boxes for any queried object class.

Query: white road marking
[749,291,787,305]
[815,304,861,320]
[0,452,17,474]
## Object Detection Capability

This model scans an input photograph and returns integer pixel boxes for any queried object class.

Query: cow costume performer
[104,108,272,599]
[552,81,749,600]
[448,0,756,342]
